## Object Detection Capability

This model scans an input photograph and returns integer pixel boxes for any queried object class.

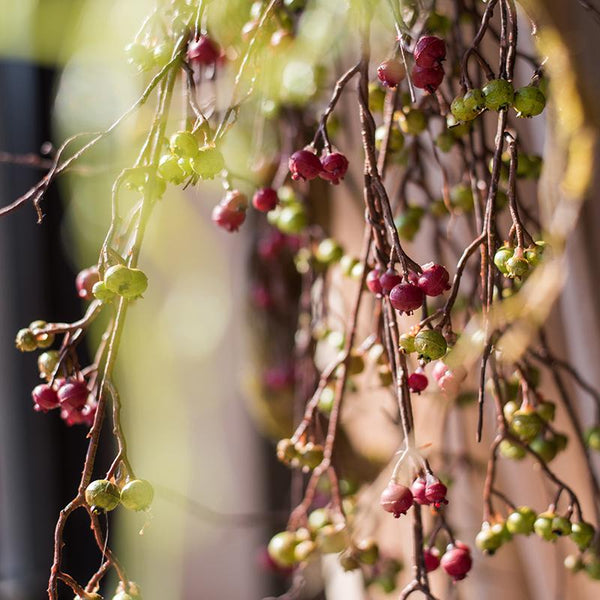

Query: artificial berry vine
[2,0,600,599]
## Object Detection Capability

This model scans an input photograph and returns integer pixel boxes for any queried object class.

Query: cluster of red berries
[32,379,96,427]
[380,474,448,519]
[288,149,349,185]
[411,36,446,93]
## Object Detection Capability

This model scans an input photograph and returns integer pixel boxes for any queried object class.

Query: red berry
[289,150,322,181]
[57,380,89,410]
[380,481,414,518]
[417,263,450,296]
[425,475,448,507]
[424,547,441,572]
[379,269,403,295]
[389,282,424,313]
[264,364,295,391]
[76,267,100,301]
[441,544,472,581]
[187,35,220,66]
[319,152,349,185]
[32,384,60,412]
[258,231,287,260]
[366,269,384,295]
[61,402,95,427]
[408,371,429,393]
[377,59,406,88]
[253,187,279,212]
[414,36,446,68]
[222,190,248,211]
[251,285,273,309]
[212,204,246,232]
[412,64,444,93]
[411,477,430,505]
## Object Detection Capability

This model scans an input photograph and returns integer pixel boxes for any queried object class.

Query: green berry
[564,554,584,573]
[152,42,174,68]
[318,386,335,415]
[169,131,199,158]
[414,329,447,361]
[553,432,568,452]
[570,521,595,550]
[15,328,37,352]
[482,79,514,111]
[585,426,600,451]
[494,246,514,274]
[299,442,324,470]
[506,253,530,278]
[308,508,332,532]
[450,183,474,212]
[511,408,543,442]
[506,506,536,535]
[294,539,317,562]
[340,255,359,277]
[368,83,386,112]
[395,205,424,241]
[399,333,416,353]
[375,125,405,152]
[315,238,343,265]
[476,523,504,554]
[92,281,116,303]
[503,400,519,422]
[191,146,225,180]
[268,531,297,567]
[534,512,557,541]
[536,401,556,422]
[499,439,526,460]
[356,538,379,565]
[30,320,55,349]
[158,154,186,184]
[398,109,427,136]
[525,241,548,267]
[513,86,546,118]
[464,88,486,113]
[436,130,455,153]
[125,42,154,71]
[85,479,121,512]
[450,96,472,122]
[586,557,600,580]
[317,523,348,554]
[276,205,307,234]
[104,265,148,300]
[38,350,60,381]
[551,516,572,537]
[120,479,154,511]
[529,435,557,463]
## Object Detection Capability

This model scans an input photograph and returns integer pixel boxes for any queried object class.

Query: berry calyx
[441,543,472,581]
[408,371,429,393]
[380,481,414,517]
[57,380,89,410]
[513,85,546,118]
[379,268,403,295]
[76,266,100,301]
[120,479,154,511]
[414,329,447,361]
[187,34,220,66]
[289,149,322,181]
[252,187,279,212]
[377,59,406,88]
[482,79,514,111]
[32,384,60,412]
[389,282,424,314]
[412,64,445,93]
[423,547,441,572]
[417,263,450,296]
[366,268,384,295]
[414,36,446,68]
[319,152,349,184]
[85,479,121,512]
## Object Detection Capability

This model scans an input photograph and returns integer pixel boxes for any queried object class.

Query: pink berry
[187,35,220,66]
[411,477,431,505]
[212,204,246,232]
[414,36,446,68]
[408,371,429,393]
[425,475,448,507]
[366,268,384,295]
[319,152,349,185]
[253,187,279,212]
[441,543,472,581]
[380,481,414,518]
[32,384,60,412]
[76,267,100,301]
[389,282,424,313]
[57,380,89,410]
[424,547,441,572]
[377,59,406,88]
[412,64,444,93]
[417,263,450,296]
[289,150,322,181]
[379,269,403,295]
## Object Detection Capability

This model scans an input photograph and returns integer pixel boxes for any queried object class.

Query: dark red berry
[417,263,450,296]
[319,152,349,185]
[32,384,60,412]
[187,35,220,66]
[412,64,444,93]
[389,282,424,313]
[408,371,429,393]
[425,476,448,507]
[258,232,287,260]
[253,187,279,212]
[289,150,322,181]
[212,204,246,232]
[379,269,403,295]
[411,477,431,505]
[414,36,446,68]
[424,547,441,572]
[76,267,100,301]
[366,269,384,295]
[251,285,273,309]
[380,481,414,518]
[57,380,89,410]
[377,59,406,88]
[264,364,295,391]
[441,543,472,581]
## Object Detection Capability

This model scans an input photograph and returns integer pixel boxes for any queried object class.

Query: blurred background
[1,1,600,599]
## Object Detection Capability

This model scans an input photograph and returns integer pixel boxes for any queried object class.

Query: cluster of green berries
[93,264,149,303]
[75,581,142,600]
[15,320,55,353]
[276,438,324,471]
[84,478,154,514]
[399,329,448,362]
[451,80,546,122]
[494,241,548,279]
[266,186,308,235]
